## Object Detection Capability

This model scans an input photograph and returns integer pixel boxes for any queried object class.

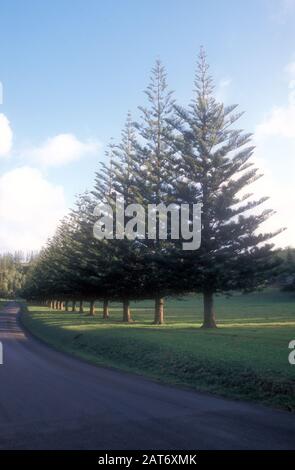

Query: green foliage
[0,252,31,298]
[170,48,281,296]
[21,49,283,326]
[276,247,295,291]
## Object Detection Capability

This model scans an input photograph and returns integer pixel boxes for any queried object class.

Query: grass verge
[21,290,295,411]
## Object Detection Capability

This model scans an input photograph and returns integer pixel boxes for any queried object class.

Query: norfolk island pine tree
[169,48,283,328]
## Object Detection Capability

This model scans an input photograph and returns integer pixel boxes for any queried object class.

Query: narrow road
[0,302,294,450]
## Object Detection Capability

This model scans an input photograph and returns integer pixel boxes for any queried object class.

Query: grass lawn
[21,289,295,411]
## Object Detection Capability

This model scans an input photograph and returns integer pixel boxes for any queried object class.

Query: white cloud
[256,62,295,139]
[253,61,295,247]
[0,166,66,252]
[248,153,293,248]
[0,113,13,157]
[27,133,100,168]
[255,102,295,139]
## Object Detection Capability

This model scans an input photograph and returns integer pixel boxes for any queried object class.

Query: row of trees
[22,49,281,328]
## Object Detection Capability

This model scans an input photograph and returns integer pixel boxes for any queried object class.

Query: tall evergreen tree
[92,120,146,321]
[134,60,176,324]
[171,47,282,328]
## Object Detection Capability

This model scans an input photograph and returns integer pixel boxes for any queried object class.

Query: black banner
[0,450,294,467]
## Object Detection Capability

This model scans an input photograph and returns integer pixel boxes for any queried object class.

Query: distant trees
[275,247,295,291]
[21,49,282,327]
[0,252,32,298]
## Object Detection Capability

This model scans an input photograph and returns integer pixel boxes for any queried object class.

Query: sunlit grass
[22,289,295,410]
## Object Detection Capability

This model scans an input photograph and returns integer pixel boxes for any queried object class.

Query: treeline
[277,247,295,291]
[0,252,35,298]
[22,49,282,328]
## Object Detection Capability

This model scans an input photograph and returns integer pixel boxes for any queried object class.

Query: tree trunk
[89,300,95,316]
[72,301,76,312]
[103,299,109,319]
[154,297,164,324]
[60,301,64,311]
[54,300,58,309]
[122,299,132,322]
[201,291,217,328]
[50,300,54,309]
[79,300,84,313]
[65,301,69,312]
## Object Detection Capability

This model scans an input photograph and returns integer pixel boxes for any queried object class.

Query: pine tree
[134,60,176,324]
[92,121,146,321]
[70,191,112,314]
[171,48,283,328]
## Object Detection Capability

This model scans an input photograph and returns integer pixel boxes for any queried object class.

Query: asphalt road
[0,302,294,450]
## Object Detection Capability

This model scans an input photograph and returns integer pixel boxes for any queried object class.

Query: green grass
[21,289,295,411]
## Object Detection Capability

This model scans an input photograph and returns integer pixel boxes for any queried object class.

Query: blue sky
[0,0,295,251]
